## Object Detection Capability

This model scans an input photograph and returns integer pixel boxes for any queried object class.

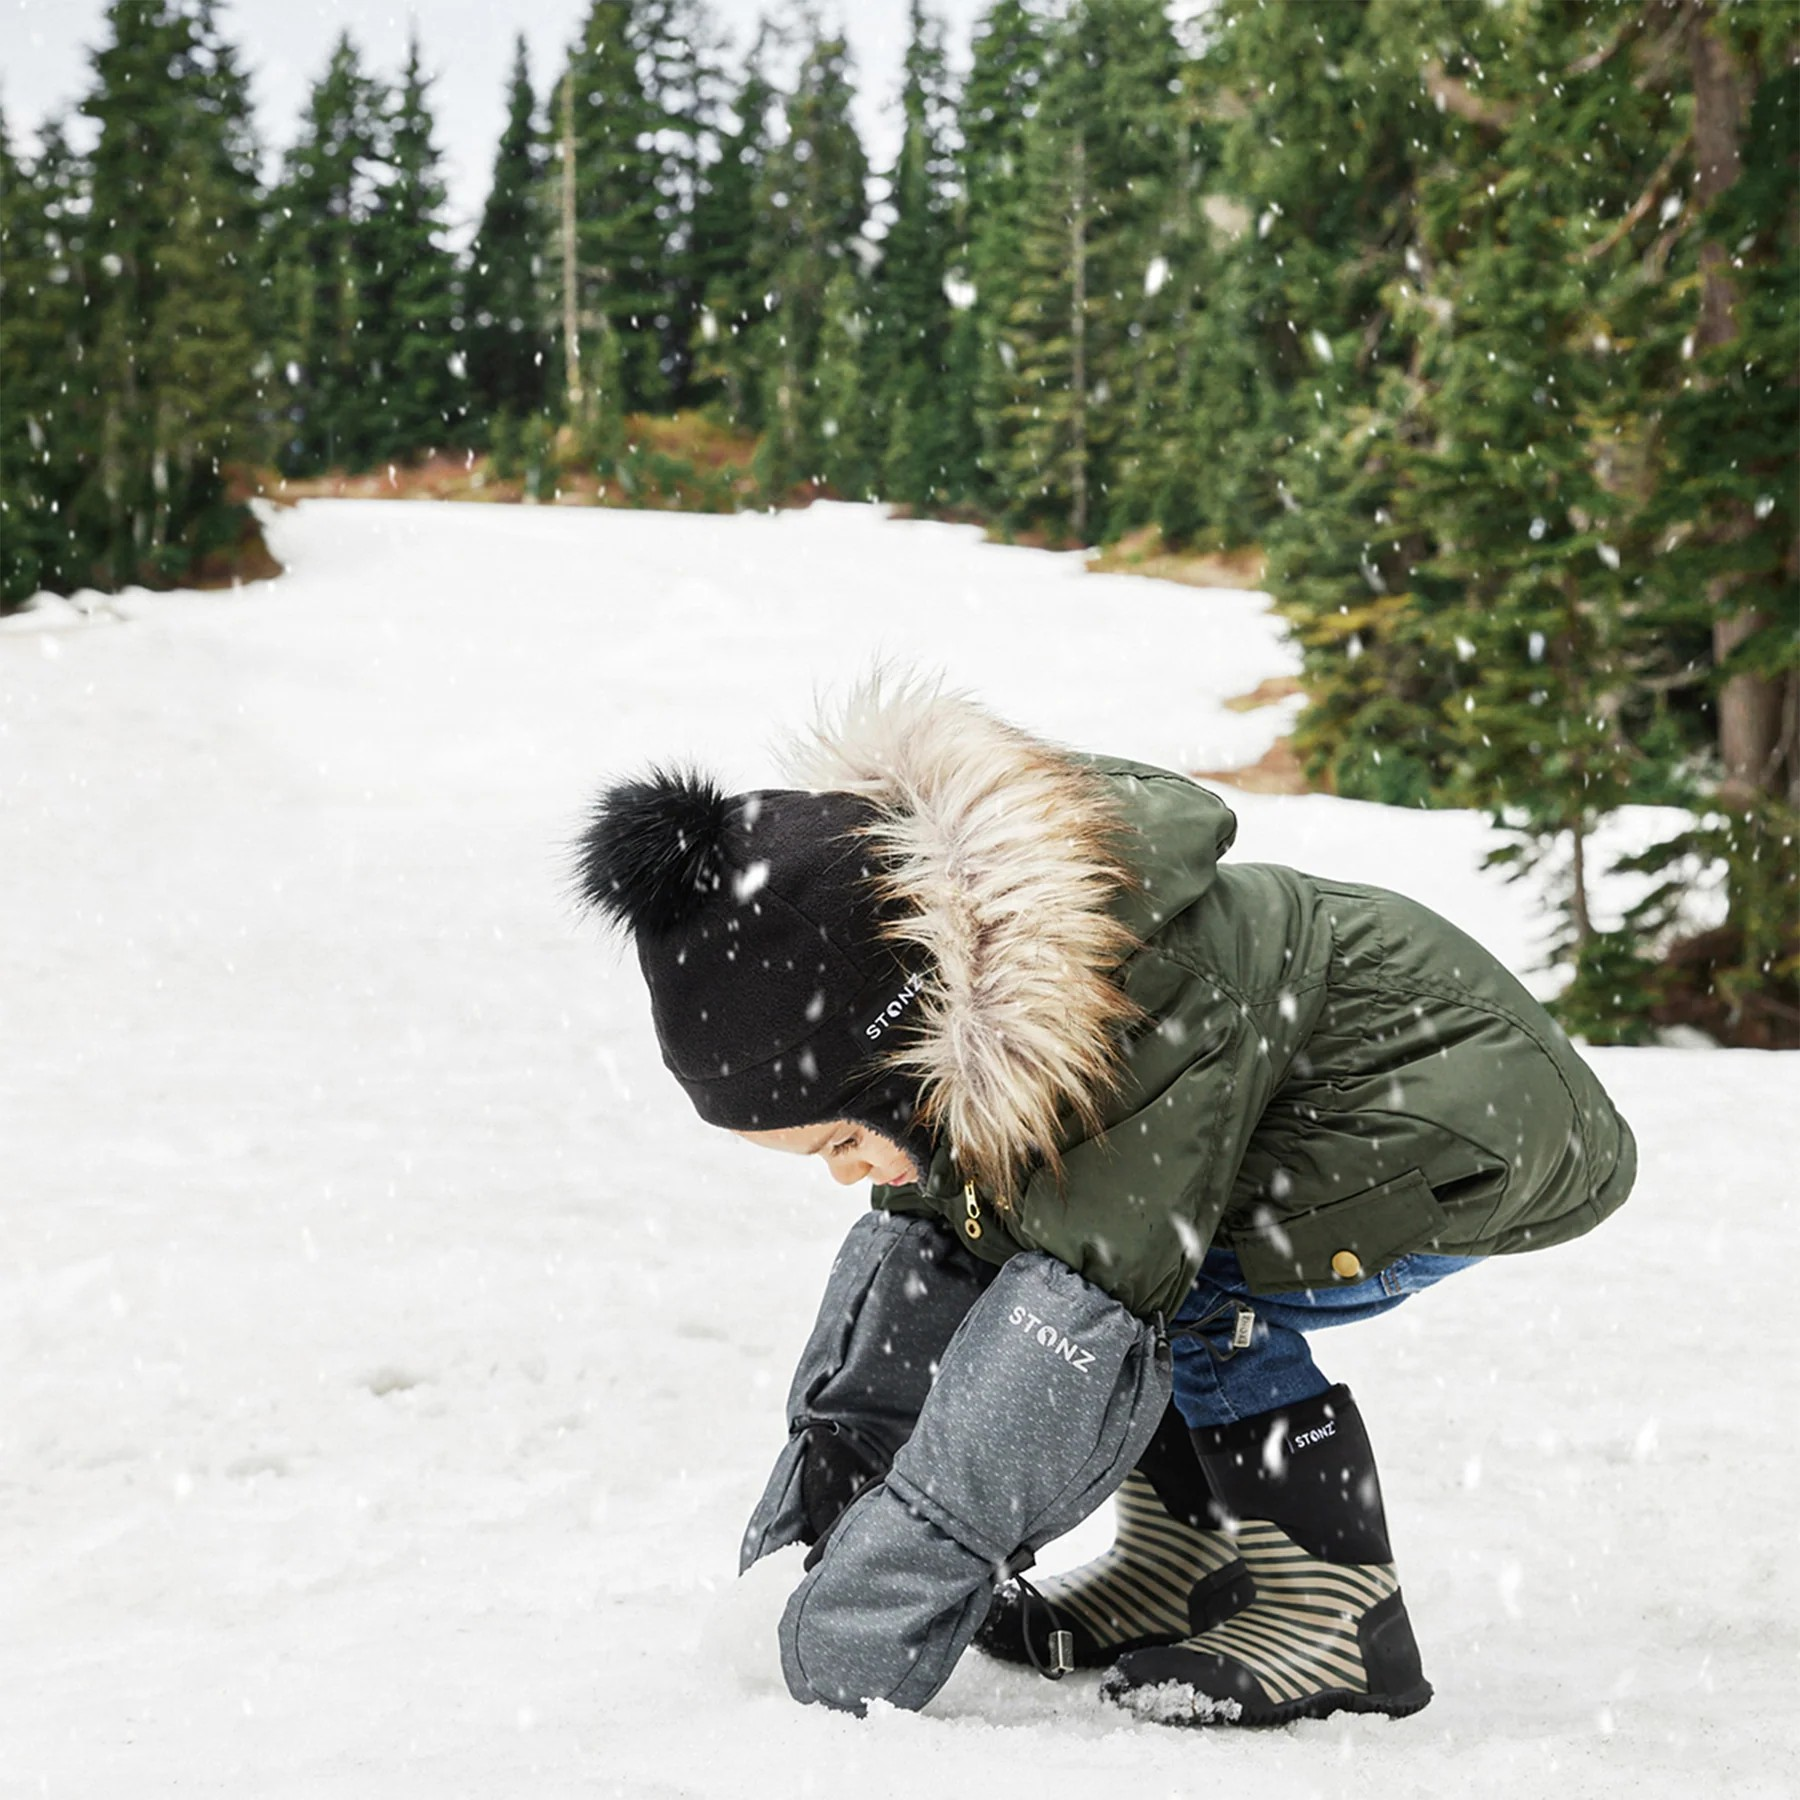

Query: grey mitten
[740,1211,993,1571]
[777,1251,1172,1713]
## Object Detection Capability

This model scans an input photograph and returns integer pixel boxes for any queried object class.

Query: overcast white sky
[2,0,990,233]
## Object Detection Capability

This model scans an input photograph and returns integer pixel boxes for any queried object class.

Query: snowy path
[3,501,1795,1797]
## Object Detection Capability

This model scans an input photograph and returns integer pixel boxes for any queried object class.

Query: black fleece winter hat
[575,769,933,1156]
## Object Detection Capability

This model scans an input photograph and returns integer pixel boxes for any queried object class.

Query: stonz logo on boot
[1008,1306,1096,1374]
[1288,1421,1337,1453]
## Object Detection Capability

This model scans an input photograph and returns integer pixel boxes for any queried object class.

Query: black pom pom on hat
[575,767,732,935]
[574,767,933,1164]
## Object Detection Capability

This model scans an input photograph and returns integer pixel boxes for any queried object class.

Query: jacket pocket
[1228,1169,1447,1295]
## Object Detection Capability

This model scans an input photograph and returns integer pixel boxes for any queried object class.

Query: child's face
[733,1121,920,1189]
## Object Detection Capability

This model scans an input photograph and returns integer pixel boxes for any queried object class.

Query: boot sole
[1103,1674,1433,1729]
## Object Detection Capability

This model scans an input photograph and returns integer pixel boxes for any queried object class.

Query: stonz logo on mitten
[1288,1421,1337,1453]
[1009,1306,1096,1374]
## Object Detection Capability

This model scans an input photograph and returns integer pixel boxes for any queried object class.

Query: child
[575,677,1635,1726]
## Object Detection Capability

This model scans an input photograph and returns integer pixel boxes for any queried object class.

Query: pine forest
[1,0,1795,1043]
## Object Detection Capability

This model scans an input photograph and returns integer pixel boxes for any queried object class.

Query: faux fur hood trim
[783,674,1141,1202]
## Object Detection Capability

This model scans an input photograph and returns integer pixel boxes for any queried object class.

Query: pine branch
[1421,60,1517,132]
[1194,90,1250,125]
[1634,668,1713,695]
[1583,131,1692,261]
[1567,7,1650,78]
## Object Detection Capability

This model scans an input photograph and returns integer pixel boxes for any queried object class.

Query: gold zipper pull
[961,1181,983,1241]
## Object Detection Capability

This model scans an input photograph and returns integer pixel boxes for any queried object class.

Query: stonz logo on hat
[865,968,929,1042]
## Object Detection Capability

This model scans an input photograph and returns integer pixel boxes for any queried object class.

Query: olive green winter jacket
[790,693,1636,1323]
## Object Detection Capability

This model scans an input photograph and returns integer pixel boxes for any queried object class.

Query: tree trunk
[560,74,582,423]
[1688,0,1786,802]
[1069,132,1088,544]
[1555,591,1596,952]
[1786,534,1800,809]
[1568,814,1593,951]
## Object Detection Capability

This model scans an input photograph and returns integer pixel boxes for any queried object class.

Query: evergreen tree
[987,0,1184,541]
[1281,1,1679,818]
[1260,0,1796,1038]
[638,0,720,407]
[993,43,1093,538]
[936,295,985,507]
[0,114,92,606]
[366,30,466,459]
[749,22,869,500]
[559,0,672,421]
[867,1,959,510]
[0,109,38,603]
[1110,68,1210,545]
[814,262,877,499]
[689,27,776,426]
[76,0,266,584]
[1236,0,1523,801]
[1626,0,1798,1039]
[465,36,551,439]
[957,0,1052,513]
[1656,0,1798,808]
[269,34,387,472]
[1180,0,1484,550]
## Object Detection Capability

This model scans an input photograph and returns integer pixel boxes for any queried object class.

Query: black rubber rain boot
[1101,1385,1432,1726]
[978,1406,1252,1670]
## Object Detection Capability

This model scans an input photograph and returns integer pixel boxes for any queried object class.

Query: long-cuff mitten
[778,1251,1171,1713]
[740,1213,992,1571]
[1101,1385,1432,1728]
[976,1404,1252,1668]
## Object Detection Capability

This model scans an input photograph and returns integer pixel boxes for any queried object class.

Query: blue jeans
[1169,1247,1481,1429]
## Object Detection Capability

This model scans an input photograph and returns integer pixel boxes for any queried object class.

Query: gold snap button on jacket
[1331,1250,1363,1280]
[964,1219,983,1240]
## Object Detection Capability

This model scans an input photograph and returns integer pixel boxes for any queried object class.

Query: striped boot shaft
[1049,1473,1246,1649]
[1101,1520,1425,1725]
[1101,1385,1432,1726]
[977,1472,1249,1669]
[1172,1521,1394,1701]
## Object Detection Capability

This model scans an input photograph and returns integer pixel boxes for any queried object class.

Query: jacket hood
[783,676,1143,1201]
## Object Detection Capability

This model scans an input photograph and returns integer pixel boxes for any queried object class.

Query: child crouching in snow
[575,677,1635,1726]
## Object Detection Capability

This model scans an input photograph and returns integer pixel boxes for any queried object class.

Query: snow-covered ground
[3,500,1794,1798]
